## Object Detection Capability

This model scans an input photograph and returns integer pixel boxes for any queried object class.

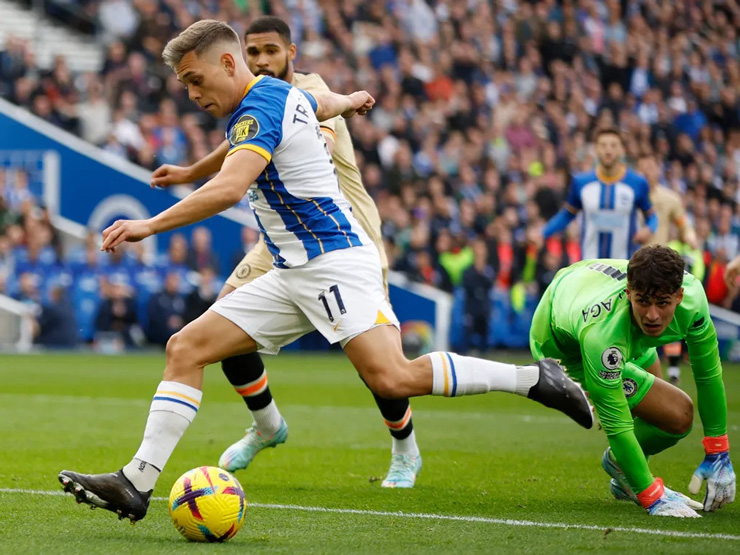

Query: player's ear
[221,52,236,75]
[625,287,631,300]
[288,43,297,62]
[676,287,684,304]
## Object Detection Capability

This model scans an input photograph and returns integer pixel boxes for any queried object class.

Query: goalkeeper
[531,245,735,517]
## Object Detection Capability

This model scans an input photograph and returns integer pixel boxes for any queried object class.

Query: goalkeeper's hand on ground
[689,435,736,512]
[637,478,702,518]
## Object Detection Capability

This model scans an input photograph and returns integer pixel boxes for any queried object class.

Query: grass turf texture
[0,353,738,554]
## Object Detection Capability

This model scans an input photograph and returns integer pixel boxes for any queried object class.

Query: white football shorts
[209,244,399,355]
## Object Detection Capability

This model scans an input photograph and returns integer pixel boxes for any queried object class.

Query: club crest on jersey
[235,263,251,280]
[601,346,623,370]
[229,114,259,145]
[622,378,638,398]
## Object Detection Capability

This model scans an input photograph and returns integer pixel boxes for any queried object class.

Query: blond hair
[162,20,241,69]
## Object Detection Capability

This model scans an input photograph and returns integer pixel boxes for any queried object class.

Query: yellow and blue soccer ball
[169,466,247,542]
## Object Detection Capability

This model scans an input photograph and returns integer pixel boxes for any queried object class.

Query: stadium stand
[1,0,740,350]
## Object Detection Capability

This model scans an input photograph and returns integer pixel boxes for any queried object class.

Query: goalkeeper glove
[688,434,736,512]
[637,478,701,518]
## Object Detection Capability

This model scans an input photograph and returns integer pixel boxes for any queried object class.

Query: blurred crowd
[2,0,740,350]
[0,170,248,348]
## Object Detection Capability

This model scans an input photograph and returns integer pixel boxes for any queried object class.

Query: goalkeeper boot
[609,479,633,501]
[526,358,594,429]
[381,454,422,488]
[218,418,288,472]
[58,469,151,522]
[602,448,639,503]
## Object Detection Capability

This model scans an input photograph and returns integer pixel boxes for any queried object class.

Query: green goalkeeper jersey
[531,259,727,493]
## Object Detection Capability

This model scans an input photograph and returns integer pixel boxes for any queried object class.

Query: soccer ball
[169,466,247,542]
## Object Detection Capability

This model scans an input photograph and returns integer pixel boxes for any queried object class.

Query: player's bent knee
[359,361,413,399]
[364,375,406,400]
[673,396,694,436]
[165,331,190,366]
[661,390,693,435]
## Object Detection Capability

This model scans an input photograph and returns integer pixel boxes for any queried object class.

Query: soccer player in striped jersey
[58,20,592,523]
[151,16,419,488]
[543,128,658,259]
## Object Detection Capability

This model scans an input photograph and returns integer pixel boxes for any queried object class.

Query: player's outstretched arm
[151,140,230,188]
[683,292,735,510]
[313,90,375,121]
[102,149,267,252]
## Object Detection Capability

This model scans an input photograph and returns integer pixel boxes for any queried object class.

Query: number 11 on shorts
[318,284,346,322]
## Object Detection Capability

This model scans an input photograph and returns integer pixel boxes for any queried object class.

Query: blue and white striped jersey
[225,75,370,269]
[566,167,653,259]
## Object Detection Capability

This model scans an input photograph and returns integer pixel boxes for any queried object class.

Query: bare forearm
[680,224,697,246]
[314,91,352,122]
[150,178,243,234]
[188,141,230,181]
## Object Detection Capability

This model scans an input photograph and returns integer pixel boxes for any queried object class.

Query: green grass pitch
[0,353,738,554]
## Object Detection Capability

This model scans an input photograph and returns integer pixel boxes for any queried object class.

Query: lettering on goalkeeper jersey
[581,298,613,322]
[588,262,627,281]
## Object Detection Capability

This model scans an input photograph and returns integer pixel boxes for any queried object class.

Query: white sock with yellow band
[122,381,203,492]
[429,352,539,397]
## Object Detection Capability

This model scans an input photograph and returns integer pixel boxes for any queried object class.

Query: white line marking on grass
[0,488,737,541]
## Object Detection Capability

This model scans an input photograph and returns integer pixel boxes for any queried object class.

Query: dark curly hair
[245,16,292,45]
[627,245,685,296]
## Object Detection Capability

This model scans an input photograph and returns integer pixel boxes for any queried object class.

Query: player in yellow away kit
[151,16,418,488]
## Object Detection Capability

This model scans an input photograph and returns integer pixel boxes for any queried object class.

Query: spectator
[146,271,186,347]
[461,240,494,353]
[33,285,78,348]
[186,226,219,273]
[184,266,220,324]
[95,278,139,347]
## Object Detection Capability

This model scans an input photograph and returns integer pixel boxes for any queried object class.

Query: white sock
[122,380,202,492]
[429,352,538,397]
[122,459,160,493]
[668,366,680,380]
[392,430,420,457]
[252,399,283,436]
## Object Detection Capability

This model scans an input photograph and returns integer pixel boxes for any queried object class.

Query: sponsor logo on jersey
[622,378,638,397]
[229,114,260,145]
[599,370,621,380]
[601,346,623,370]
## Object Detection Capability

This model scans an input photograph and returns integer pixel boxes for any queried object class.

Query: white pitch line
[0,488,737,541]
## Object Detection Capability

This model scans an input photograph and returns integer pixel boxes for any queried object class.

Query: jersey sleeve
[682,279,728,437]
[565,176,582,211]
[636,176,653,213]
[298,88,319,115]
[226,100,282,163]
[670,194,687,227]
[581,329,655,494]
[295,73,337,136]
